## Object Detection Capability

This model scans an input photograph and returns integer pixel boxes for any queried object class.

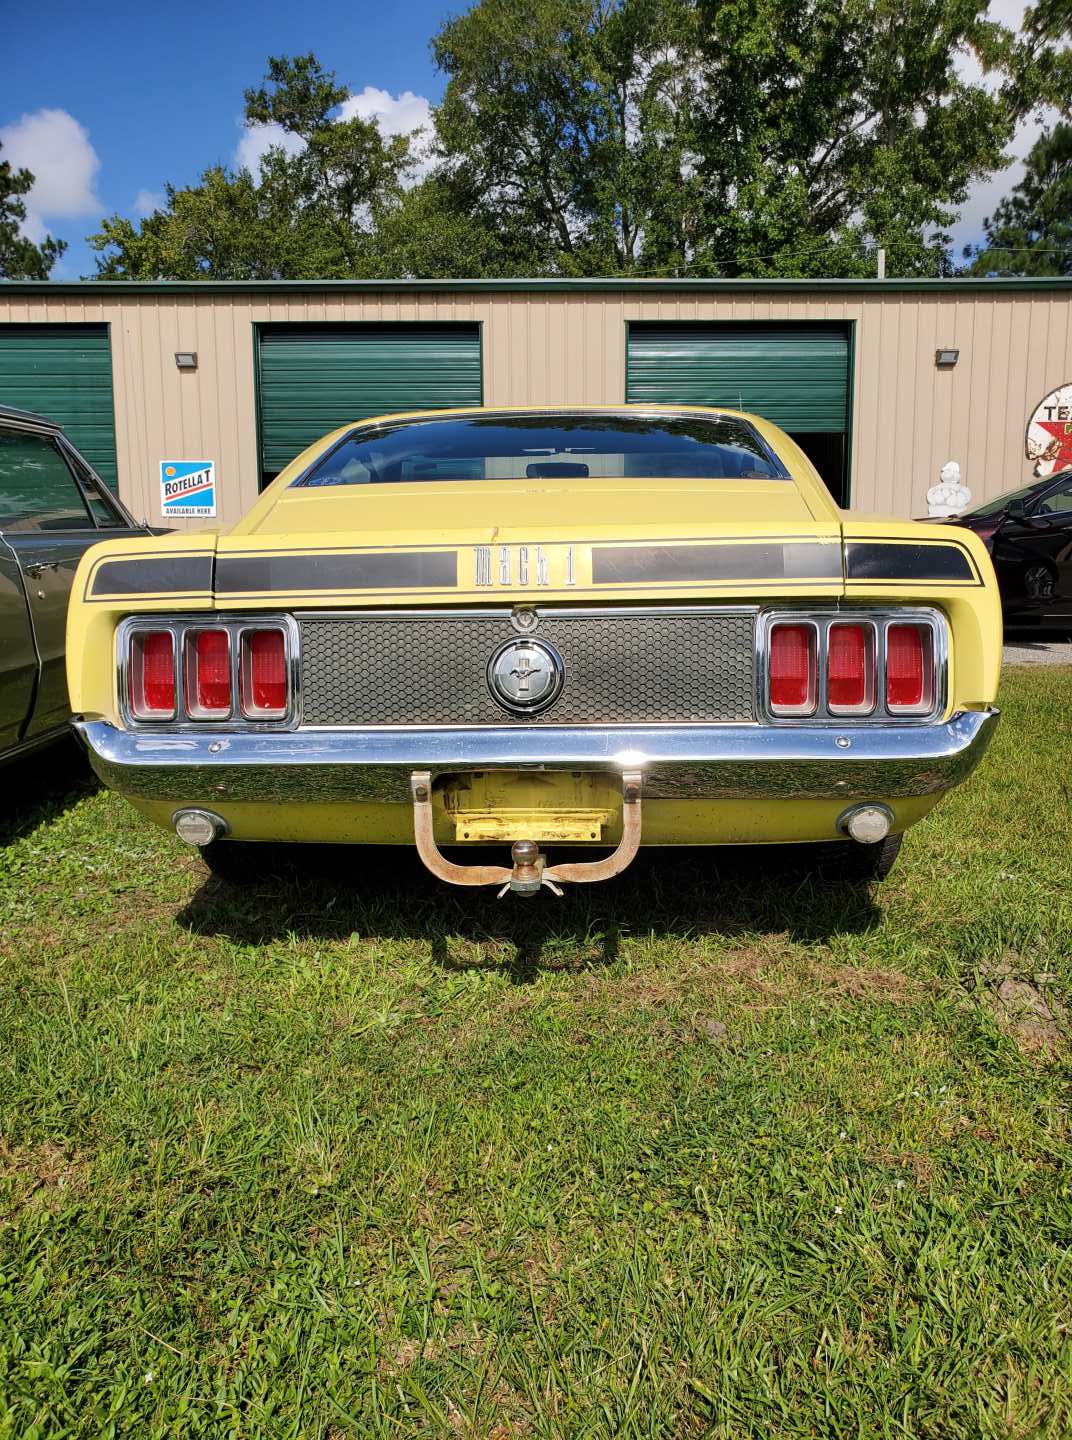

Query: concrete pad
[1003,636,1072,666]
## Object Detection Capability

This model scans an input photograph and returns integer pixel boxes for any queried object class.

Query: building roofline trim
[2,275,1072,297]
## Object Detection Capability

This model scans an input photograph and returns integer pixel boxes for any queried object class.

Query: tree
[685,0,1017,278]
[966,123,1072,275]
[90,54,414,279]
[430,0,1023,278]
[0,141,65,279]
[986,0,1072,120]
[90,3,1059,282]
[92,168,278,280]
[432,0,698,275]
[361,175,526,279]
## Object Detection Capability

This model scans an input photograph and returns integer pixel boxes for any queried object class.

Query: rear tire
[792,833,903,884]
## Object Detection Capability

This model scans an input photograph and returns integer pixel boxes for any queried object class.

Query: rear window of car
[293,412,790,487]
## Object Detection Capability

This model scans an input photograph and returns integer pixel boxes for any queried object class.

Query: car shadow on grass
[0,737,99,846]
[176,843,883,981]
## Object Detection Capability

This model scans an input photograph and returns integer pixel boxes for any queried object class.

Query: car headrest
[525,462,590,478]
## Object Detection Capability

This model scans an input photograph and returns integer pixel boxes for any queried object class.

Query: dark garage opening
[0,324,118,490]
[625,321,851,505]
[256,322,483,488]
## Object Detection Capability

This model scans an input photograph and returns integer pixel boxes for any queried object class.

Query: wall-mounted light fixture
[935,348,959,368]
[174,351,198,370]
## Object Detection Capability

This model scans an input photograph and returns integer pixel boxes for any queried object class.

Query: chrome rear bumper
[73,710,999,805]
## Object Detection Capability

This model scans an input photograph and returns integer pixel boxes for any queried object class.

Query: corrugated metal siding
[1,287,1069,526]
[626,323,849,432]
[0,324,118,487]
[257,323,483,477]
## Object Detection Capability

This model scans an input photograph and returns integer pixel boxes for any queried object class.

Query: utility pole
[876,247,886,279]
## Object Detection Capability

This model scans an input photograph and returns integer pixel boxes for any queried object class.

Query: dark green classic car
[0,405,144,764]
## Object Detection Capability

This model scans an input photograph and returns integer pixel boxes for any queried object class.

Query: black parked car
[940,470,1072,628]
[1,405,145,764]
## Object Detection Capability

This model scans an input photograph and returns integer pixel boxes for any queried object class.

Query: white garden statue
[926,460,971,518]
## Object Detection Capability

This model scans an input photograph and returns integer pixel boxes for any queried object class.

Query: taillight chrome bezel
[767,619,820,717]
[826,619,879,717]
[757,607,947,726]
[885,621,937,716]
[128,628,178,721]
[238,626,289,720]
[183,627,233,721]
[117,615,301,731]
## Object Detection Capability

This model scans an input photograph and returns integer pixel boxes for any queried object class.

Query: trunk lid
[215,475,845,607]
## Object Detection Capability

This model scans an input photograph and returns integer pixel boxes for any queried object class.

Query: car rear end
[67,408,1001,893]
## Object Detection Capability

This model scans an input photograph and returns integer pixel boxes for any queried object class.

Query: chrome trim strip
[299,603,760,621]
[756,606,948,727]
[115,614,302,732]
[74,709,999,806]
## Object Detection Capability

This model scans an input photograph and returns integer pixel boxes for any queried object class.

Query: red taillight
[769,623,817,715]
[827,623,874,714]
[241,629,287,718]
[130,631,175,718]
[886,623,933,712]
[188,629,231,717]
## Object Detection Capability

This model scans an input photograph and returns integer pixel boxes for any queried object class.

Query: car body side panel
[839,517,1002,711]
[10,529,112,739]
[0,537,38,752]
[67,529,220,720]
[0,407,146,752]
[993,512,1072,622]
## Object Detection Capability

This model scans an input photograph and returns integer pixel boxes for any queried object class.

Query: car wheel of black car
[1024,562,1057,600]
[791,833,903,884]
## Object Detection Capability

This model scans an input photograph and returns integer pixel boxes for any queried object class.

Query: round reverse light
[840,804,893,845]
[173,808,227,846]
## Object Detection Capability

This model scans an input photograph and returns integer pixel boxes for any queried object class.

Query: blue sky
[1,0,1042,279]
[3,0,449,277]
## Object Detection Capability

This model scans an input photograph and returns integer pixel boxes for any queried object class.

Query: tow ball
[410,770,644,896]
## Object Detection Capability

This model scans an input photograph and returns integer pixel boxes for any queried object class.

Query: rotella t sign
[473,544,576,588]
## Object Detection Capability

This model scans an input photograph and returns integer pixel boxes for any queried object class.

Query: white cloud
[234,87,435,184]
[235,121,305,177]
[0,107,101,242]
[947,1,1056,253]
[133,188,165,217]
[341,87,434,181]
[339,86,432,141]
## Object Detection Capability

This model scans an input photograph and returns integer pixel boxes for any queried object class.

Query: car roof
[0,403,62,432]
[334,404,760,428]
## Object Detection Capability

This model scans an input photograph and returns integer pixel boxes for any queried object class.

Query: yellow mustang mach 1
[67,406,1001,895]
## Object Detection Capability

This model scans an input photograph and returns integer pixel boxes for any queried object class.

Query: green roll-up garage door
[626,322,850,501]
[0,325,118,488]
[258,323,483,483]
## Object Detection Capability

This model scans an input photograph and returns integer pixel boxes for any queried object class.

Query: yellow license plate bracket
[453,810,607,842]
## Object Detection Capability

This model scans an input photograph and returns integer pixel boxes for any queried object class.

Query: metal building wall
[0,283,1069,529]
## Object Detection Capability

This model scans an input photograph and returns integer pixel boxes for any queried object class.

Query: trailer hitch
[410,770,643,896]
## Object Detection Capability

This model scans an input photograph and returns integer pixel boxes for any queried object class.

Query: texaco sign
[1026,382,1072,476]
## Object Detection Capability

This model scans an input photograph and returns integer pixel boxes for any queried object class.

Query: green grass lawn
[1,667,1070,1439]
